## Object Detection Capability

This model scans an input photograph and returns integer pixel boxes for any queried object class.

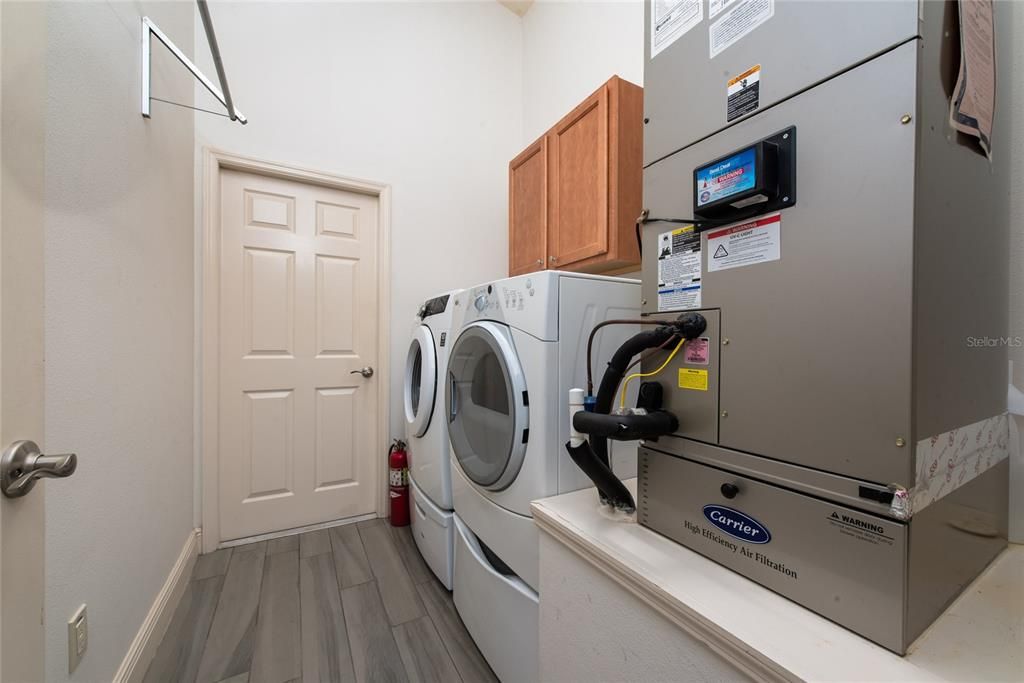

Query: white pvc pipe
[569,388,586,447]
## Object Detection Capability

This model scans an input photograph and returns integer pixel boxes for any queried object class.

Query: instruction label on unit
[651,0,703,58]
[710,0,739,19]
[706,213,780,272]
[727,65,760,121]
[678,368,709,391]
[710,0,774,59]
[684,337,711,365]
[657,225,702,311]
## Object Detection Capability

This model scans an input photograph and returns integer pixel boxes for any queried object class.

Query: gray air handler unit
[566,0,1012,656]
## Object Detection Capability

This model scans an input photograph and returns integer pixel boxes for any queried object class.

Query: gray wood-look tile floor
[145,520,498,683]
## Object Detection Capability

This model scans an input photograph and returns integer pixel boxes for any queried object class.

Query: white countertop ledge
[531,479,1023,683]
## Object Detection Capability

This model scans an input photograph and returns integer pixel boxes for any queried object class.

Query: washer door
[446,322,529,491]
[404,324,437,438]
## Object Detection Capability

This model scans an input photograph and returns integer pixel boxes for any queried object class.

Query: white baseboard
[113,528,201,683]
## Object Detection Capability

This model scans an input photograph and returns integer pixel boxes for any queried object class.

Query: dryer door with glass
[405,324,438,439]
[446,321,529,492]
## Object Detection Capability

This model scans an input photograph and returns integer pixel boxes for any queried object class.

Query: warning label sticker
[651,0,703,59]
[710,0,774,59]
[657,225,702,311]
[727,64,760,122]
[679,368,709,391]
[827,512,896,548]
[706,213,781,273]
[684,337,710,365]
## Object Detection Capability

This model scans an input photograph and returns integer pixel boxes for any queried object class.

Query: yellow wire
[620,336,686,409]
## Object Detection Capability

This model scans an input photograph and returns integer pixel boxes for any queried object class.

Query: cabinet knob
[535,259,543,266]
[549,256,557,263]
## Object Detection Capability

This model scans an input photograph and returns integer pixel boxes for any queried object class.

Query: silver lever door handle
[349,366,374,378]
[1,440,77,498]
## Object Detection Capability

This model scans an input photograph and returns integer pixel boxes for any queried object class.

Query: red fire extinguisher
[389,439,410,526]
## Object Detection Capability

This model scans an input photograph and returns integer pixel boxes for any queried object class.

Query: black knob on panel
[720,483,740,499]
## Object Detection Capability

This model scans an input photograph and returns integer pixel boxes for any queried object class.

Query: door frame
[199,149,392,553]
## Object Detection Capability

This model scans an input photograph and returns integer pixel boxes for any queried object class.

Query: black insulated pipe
[591,326,678,468]
[573,410,679,442]
[565,440,636,512]
[569,312,706,509]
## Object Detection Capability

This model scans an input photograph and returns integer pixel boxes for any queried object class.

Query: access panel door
[642,41,917,486]
[643,0,919,162]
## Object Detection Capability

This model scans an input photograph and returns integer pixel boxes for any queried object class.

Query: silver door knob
[1,440,77,498]
[350,367,374,378]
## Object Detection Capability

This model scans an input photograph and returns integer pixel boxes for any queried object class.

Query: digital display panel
[695,147,757,207]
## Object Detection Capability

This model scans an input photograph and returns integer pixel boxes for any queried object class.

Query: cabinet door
[508,137,548,276]
[548,86,609,268]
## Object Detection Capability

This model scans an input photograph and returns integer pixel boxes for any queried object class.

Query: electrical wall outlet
[67,604,87,673]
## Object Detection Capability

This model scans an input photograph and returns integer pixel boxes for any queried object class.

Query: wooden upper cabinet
[549,86,609,267]
[508,76,643,276]
[509,137,548,276]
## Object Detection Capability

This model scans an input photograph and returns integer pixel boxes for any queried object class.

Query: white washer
[446,271,639,683]
[403,290,460,589]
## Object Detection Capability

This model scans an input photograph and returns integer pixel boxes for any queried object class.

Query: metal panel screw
[900,114,912,124]
[722,338,730,345]
[895,437,906,447]
[721,410,729,418]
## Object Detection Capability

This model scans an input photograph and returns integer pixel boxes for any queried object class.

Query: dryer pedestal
[410,476,454,589]
[453,515,538,683]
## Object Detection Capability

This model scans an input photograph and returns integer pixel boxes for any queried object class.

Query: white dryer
[446,271,639,683]
[404,290,460,589]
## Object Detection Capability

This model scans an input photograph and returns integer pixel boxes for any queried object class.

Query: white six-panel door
[218,169,379,541]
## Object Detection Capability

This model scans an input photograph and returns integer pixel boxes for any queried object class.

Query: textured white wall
[42,2,197,682]
[192,1,523,470]
[522,0,644,143]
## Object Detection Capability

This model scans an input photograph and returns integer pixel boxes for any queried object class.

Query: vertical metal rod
[141,17,152,117]
[195,0,236,122]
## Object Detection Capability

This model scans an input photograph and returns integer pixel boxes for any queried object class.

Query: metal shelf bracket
[141,1,247,124]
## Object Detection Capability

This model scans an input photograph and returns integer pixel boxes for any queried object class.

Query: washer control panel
[501,280,533,311]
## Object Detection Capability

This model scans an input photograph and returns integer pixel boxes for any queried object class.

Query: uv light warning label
[727,65,760,122]
[706,213,781,273]
[657,225,701,311]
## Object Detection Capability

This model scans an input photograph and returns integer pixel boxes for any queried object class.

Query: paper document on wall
[651,0,702,58]
[949,0,996,159]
